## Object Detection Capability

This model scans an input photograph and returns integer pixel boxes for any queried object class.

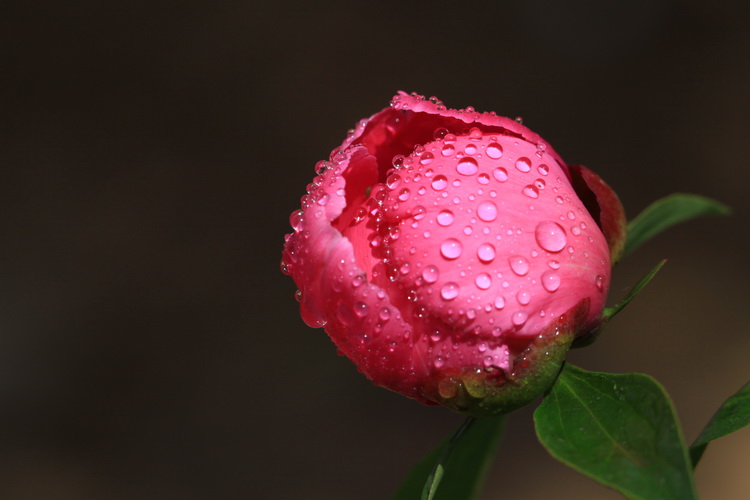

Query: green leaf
[690,380,750,467]
[393,415,505,500]
[624,194,730,258]
[534,364,697,500]
[603,259,667,321]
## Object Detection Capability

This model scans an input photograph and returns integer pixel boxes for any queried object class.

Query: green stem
[422,416,478,500]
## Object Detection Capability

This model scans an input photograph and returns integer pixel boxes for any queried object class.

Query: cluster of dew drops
[342,116,606,337]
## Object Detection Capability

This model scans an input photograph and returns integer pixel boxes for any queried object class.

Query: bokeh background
[2,1,749,498]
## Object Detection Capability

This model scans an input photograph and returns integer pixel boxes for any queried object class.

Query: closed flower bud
[282,92,625,416]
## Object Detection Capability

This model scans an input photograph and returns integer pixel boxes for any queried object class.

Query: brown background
[2,1,749,498]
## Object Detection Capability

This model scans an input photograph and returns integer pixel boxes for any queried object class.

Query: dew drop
[512,311,528,326]
[548,260,560,269]
[398,188,411,201]
[441,144,455,157]
[422,265,440,283]
[464,144,477,155]
[475,273,492,290]
[457,157,479,176]
[571,225,581,236]
[522,185,539,199]
[413,205,426,220]
[537,164,549,176]
[440,238,463,259]
[434,357,445,368]
[433,127,449,140]
[494,295,505,309]
[555,196,564,204]
[477,243,496,263]
[441,282,460,300]
[595,275,604,290]
[516,290,531,305]
[420,152,434,165]
[486,143,503,159]
[386,173,401,189]
[509,255,530,276]
[535,221,567,253]
[354,302,369,318]
[477,201,498,222]
[469,127,483,140]
[493,167,508,182]
[515,157,531,172]
[431,175,448,190]
[379,307,391,322]
[541,271,561,292]
[437,210,455,227]
[478,173,490,185]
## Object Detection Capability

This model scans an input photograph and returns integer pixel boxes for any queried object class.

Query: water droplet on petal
[437,210,455,226]
[493,167,508,182]
[515,157,531,172]
[486,143,503,159]
[535,221,567,252]
[541,271,561,292]
[522,185,539,198]
[477,201,498,222]
[441,144,455,157]
[516,290,531,305]
[457,157,478,176]
[509,256,530,276]
[398,188,410,201]
[512,311,528,326]
[379,307,391,321]
[537,164,549,176]
[475,273,492,290]
[548,260,560,269]
[386,173,401,189]
[595,275,604,290]
[354,302,369,317]
[494,295,505,309]
[434,356,445,368]
[440,238,463,259]
[420,152,434,165]
[441,282,460,300]
[433,127,449,140]
[431,175,448,190]
[464,144,477,155]
[469,127,483,140]
[478,173,490,184]
[477,243,496,263]
[422,265,440,283]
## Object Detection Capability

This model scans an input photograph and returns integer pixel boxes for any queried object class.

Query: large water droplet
[420,152,434,165]
[441,282,459,300]
[469,127,483,140]
[386,173,401,189]
[440,238,463,259]
[516,290,531,305]
[433,127,449,140]
[354,302,369,318]
[478,173,490,185]
[493,167,508,182]
[477,201,498,222]
[541,271,560,292]
[535,221,567,252]
[434,356,445,368]
[464,144,477,155]
[457,157,479,176]
[515,157,531,172]
[422,265,440,283]
[398,188,410,201]
[437,210,455,226]
[509,255,530,276]
[431,175,448,190]
[441,144,455,157]
[475,272,492,290]
[379,307,391,322]
[494,295,505,309]
[522,185,539,198]
[477,243,496,263]
[486,143,503,159]
[512,311,528,326]
[537,164,549,176]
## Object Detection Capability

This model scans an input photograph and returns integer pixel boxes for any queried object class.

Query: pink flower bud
[281,92,624,416]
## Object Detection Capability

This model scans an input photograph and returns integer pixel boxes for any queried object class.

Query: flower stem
[421,416,478,500]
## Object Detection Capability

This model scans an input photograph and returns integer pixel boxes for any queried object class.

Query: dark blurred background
[1,1,748,498]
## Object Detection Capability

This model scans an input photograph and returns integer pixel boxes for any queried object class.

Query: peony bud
[281,92,625,416]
